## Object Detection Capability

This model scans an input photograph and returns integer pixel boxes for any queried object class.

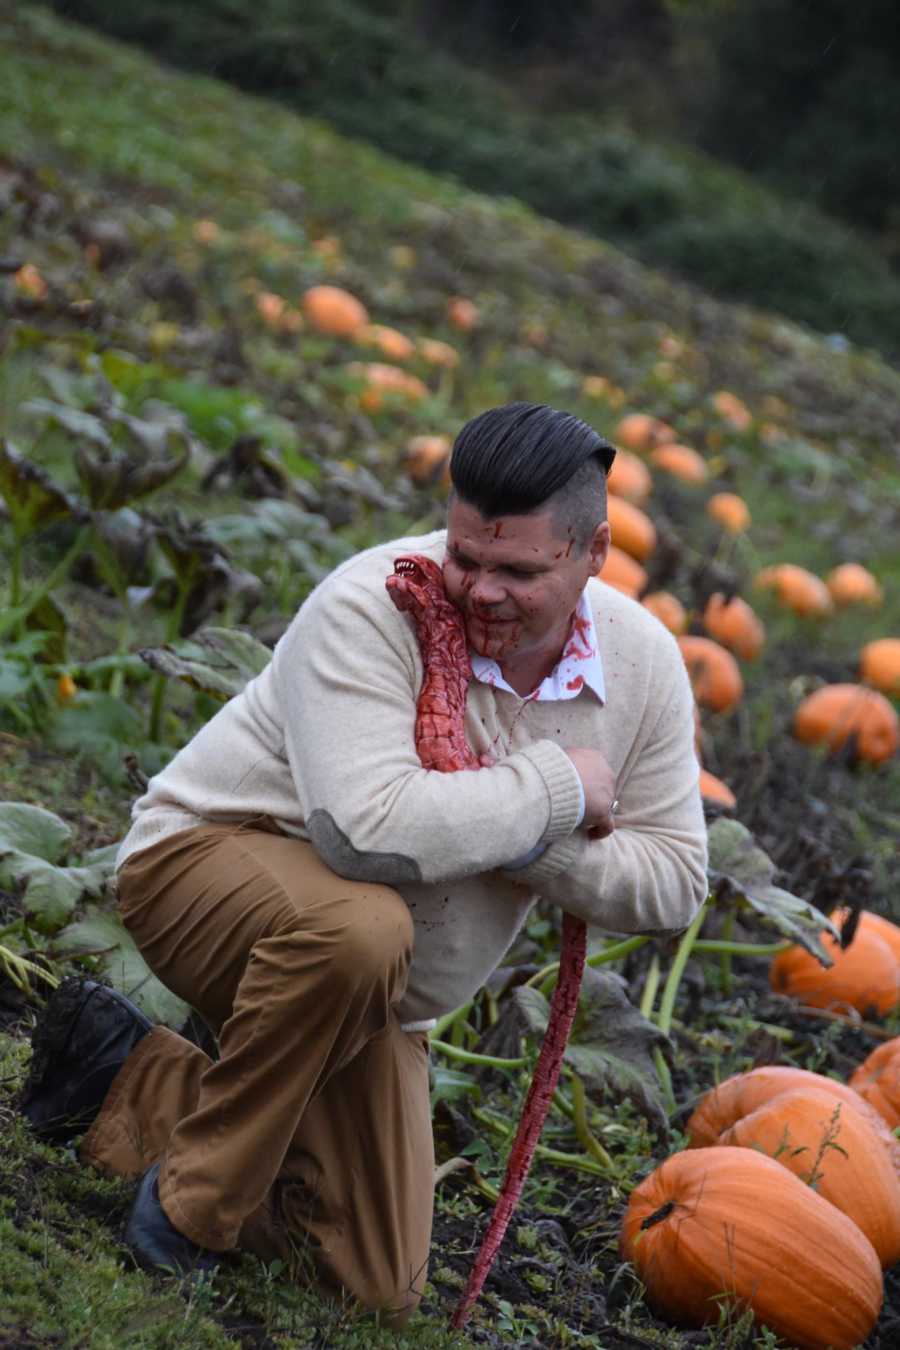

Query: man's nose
[469,569,507,606]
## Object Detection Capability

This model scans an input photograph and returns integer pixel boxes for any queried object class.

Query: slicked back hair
[449,402,616,554]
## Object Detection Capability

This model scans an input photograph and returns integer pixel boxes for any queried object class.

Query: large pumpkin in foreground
[716,1085,900,1268]
[685,1064,900,1174]
[620,1147,883,1350]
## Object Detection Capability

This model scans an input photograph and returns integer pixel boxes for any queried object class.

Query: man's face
[443,495,610,669]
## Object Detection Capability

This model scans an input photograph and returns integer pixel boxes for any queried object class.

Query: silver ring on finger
[610,798,620,815]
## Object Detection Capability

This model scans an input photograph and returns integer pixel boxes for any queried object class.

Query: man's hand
[564,747,618,839]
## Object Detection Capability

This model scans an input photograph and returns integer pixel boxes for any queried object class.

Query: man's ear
[588,520,612,574]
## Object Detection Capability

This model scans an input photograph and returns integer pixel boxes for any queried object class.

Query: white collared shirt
[469,590,604,864]
[469,588,606,705]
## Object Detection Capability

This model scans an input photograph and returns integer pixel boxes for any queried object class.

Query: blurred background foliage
[45,0,900,358]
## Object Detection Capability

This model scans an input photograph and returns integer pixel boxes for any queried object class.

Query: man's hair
[449,402,615,553]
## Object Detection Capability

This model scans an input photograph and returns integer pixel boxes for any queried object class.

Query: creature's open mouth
[394,558,418,575]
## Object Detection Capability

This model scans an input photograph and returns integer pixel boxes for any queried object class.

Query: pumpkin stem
[640,1200,675,1231]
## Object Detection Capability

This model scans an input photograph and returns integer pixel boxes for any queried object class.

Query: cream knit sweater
[118,530,708,1025]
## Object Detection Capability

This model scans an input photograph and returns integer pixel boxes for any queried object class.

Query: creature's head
[385,554,446,614]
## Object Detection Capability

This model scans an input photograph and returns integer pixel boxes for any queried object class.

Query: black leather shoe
[20,976,153,1143]
[125,1163,220,1277]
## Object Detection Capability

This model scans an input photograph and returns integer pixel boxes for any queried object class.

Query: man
[21,402,707,1326]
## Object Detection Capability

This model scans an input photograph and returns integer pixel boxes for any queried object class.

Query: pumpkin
[405,434,451,485]
[826,562,884,607]
[606,449,652,504]
[641,591,686,635]
[716,1086,900,1268]
[698,768,735,809]
[850,1040,900,1131]
[613,413,675,453]
[620,1146,882,1350]
[447,296,479,330]
[793,683,899,764]
[417,337,459,369]
[597,545,647,597]
[607,497,657,561]
[770,916,899,1017]
[302,285,368,338]
[710,390,753,431]
[706,492,751,534]
[685,1064,900,1174]
[346,362,428,413]
[649,443,708,485]
[860,637,900,696]
[701,593,765,661]
[56,673,77,703]
[192,219,220,245]
[356,324,415,361]
[754,563,832,617]
[832,909,900,964]
[14,262,48,300]
[677,635,743,713]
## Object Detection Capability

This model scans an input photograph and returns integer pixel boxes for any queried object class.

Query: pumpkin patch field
[2,8,900,1349]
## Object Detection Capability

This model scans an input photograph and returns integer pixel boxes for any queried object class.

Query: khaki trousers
[81,820,434,1326]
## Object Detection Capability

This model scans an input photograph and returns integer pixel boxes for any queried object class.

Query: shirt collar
[470,589,606,704]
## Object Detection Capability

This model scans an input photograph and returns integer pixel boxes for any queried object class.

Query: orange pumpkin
[56,673,77,703]
[706,491,751,534]
[613,413,675,453]
[701,593,765,661]
[607,497,657,561]
[416,338,459,369]
[677,635,743,713]
[405,434,451,485]
[793,683,899,764]
[606,449,652,504]
[649,443,708,485]
[770,918,899,1017]
[14,262,48,301]
[620,1146,882,1350]
[597,546,647,597]
[717,1085,900,1268]
[754,563,832,617]
[641,591,687,635]
[356,324,415,361]
[346,362,428,412]
[686,1064,900,1170]
[447,296,479,330]
[302,285,369,338]
[831,909,900,964]
[860,637,900,696]
[710,390,753,431]
[826,562,884,607]
[698,768,736,809]
[850,1040,900,1132]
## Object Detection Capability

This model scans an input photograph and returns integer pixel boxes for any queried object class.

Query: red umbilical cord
[386,555,588,1327]
[450,912,587,1328]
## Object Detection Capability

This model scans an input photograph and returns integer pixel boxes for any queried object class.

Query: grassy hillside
[2,6,900,1348]
[39,0,900,359]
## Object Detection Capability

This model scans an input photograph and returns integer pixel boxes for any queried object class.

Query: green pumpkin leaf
[57,907,189,1027]
[139,626,272,701]
[707,818,838,963]
[0,439,84,533]
[0,801,72,865]
[511,968,671,1136]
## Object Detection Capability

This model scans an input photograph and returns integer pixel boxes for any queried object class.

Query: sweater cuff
[499,832,581,887]
[517,740,584,843]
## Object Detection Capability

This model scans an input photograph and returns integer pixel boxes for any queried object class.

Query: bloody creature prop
[386,554,588,1328]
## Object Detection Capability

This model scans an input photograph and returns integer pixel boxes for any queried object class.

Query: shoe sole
[21,978,153,1122]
